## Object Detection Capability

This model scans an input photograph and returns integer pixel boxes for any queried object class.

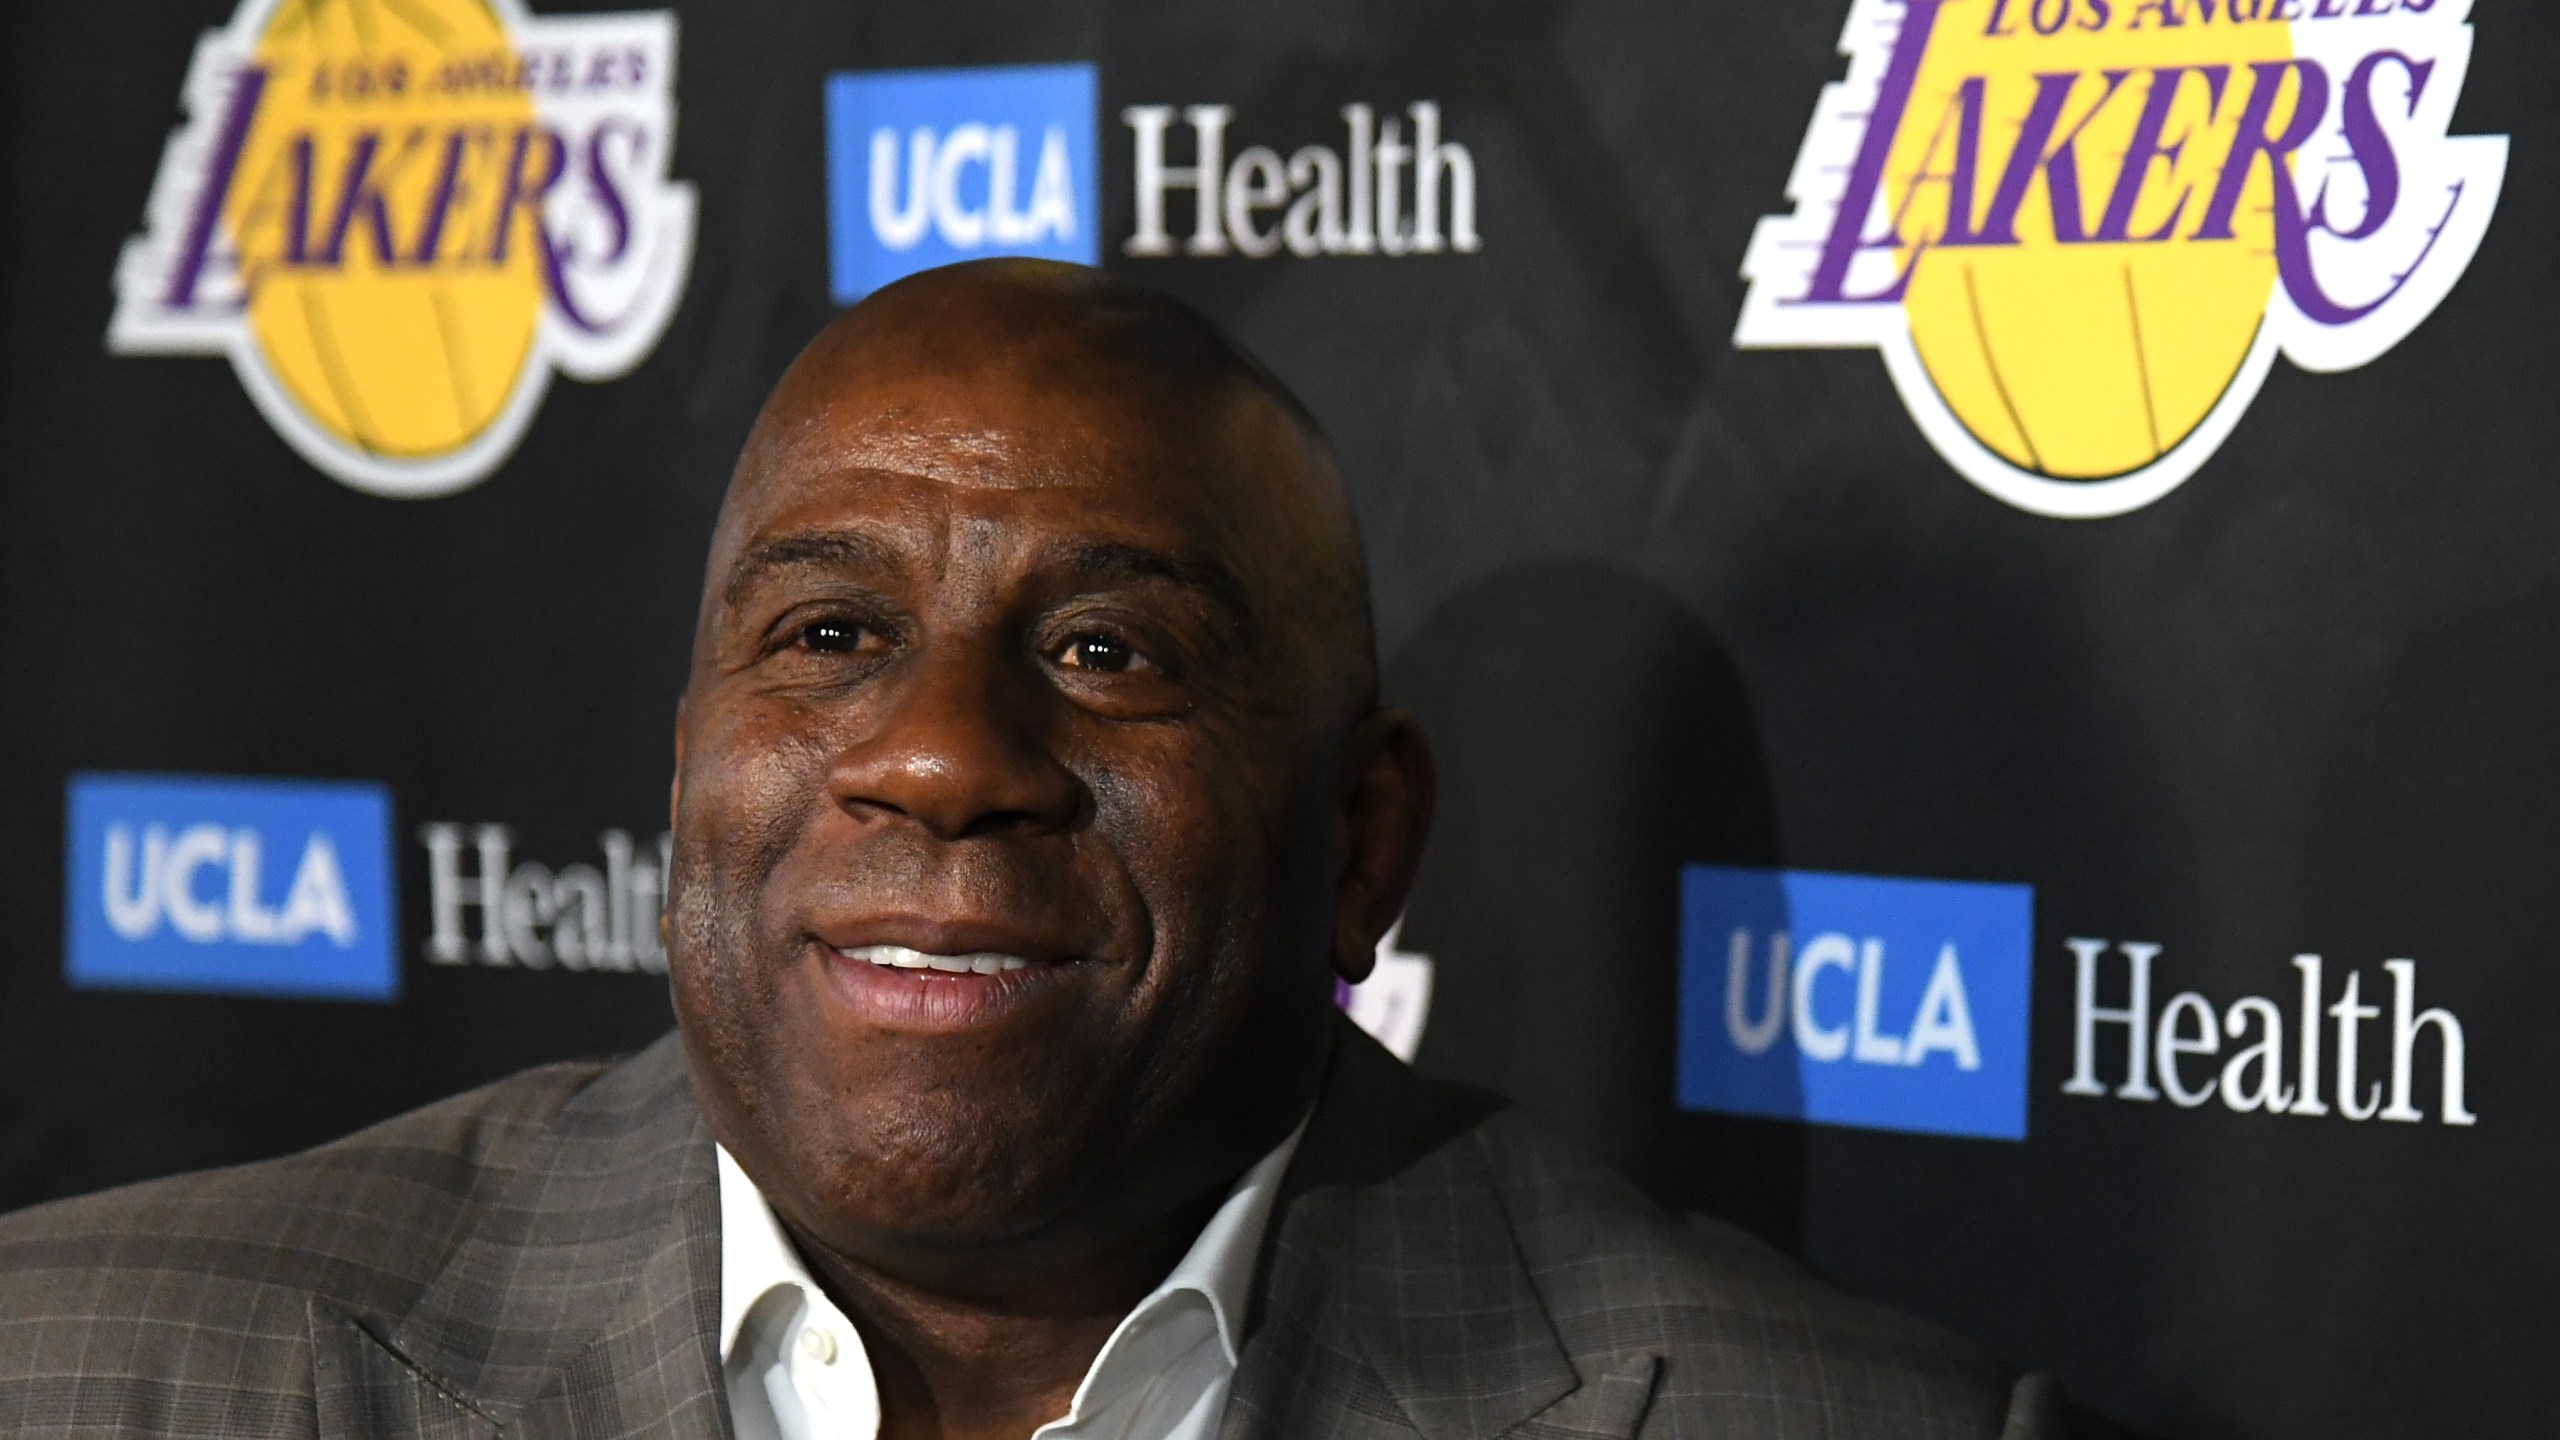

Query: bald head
[665,260,1432,1324]
[710,258,1376,724]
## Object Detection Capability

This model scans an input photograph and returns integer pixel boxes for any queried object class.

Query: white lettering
[1123,104,1230,256]
[1223,145,1288,258]
[1408,101,1479,253]
[422,823,668,973]
[1724,928,1787,1056]
[1126,100,1477,261]
[100,821,357,947]
[421,822,513,964]
[1343,103,1375,254]
[1791,932,1855,1063]
[2064,938,2160,1100]
[2331,970,2384,1121]
[226,829,284,943]
[160,823,229,943]
[2065,944,2476,1128]
[102,823,164,939]
[1373,114,1411,255]
[501,862,557,968]
[2288,954,2330,1116]
[1903,943,1982,1071]
[2381,958,2474,1125]
[2154,991,2221,1108]
[549,862,610,969]
[276,834,357,947]
[1852,938,1904,1064]
[2219,996,2293,1113]
[1022,126,1078,243]
[869,127,931,250]
[930,122,991,248]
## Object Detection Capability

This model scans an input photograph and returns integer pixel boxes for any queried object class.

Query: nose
[827,639,1084,841]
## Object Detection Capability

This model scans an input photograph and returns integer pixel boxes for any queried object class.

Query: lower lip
[812,944,1080,1032]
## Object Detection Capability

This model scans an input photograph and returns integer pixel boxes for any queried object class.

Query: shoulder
[1466,1106,2047,1435]
[0,1048,652,1434]
[0,1056,613,1301]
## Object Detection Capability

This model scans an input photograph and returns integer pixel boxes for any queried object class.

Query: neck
[784,1188,1224,1440]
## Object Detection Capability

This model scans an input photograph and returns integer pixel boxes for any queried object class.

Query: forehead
[721,358,1273,568]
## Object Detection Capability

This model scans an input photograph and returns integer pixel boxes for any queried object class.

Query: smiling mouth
[836,944,1036,975]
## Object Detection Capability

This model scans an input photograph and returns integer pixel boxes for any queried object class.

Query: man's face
[669,349,1350,1266]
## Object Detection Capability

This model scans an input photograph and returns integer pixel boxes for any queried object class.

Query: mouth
[808,924,1087,1033]
[837,944,1036,975]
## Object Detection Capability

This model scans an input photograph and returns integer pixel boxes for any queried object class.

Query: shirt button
[799,1326,838,1365]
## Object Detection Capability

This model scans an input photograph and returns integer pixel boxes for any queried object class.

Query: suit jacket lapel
[1223,1021,1647,1440]
[309,1021,1654,1440]
[317,1034,730,1440]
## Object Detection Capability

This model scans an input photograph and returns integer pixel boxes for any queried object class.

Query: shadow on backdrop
[1384,556,1809,1250]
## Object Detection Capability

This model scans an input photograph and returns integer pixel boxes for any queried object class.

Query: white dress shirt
[716,1124,1305,1440]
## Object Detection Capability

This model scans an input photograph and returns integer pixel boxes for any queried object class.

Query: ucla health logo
[826,64,1099,302]
[1678,866,2033,1140]
[108,0,696,499]
[67,774,398,1001]
[1737,0,2506,518]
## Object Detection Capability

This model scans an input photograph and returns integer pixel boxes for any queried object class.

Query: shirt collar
[715,1116,1308,1368]
[1129,1114,1305,1368]
[716,1141,819,1361]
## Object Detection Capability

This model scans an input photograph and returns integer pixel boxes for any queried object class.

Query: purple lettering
[2279,50,2434,324]
[161,65,268,309]
[1799,0,1946,304]
[579,119,640,266]
[485,124,566,264]
[410,126,494,264]
[1954,68,2132,246]
[313,130,427,266]
[2095,65,2229,242]
[2193,60,2328,241]
[1928,78,1995,246]
[281,134,317,265]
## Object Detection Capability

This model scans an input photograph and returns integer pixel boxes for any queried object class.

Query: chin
[779,1075,1125,1249]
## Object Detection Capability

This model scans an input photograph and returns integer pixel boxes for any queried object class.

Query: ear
[1332,708,1435,985]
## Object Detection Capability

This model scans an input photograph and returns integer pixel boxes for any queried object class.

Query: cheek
[680,702,838,870]
[669,701,840,992]
[1086,726,1320,992]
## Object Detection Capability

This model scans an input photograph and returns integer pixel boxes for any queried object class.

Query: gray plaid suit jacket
[0,1018,2059,1439]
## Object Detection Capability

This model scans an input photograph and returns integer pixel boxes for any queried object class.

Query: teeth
[838,944,1030,974]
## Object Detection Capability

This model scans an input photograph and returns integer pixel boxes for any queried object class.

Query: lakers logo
[109,0,695,499]
[1737,0,2506,518]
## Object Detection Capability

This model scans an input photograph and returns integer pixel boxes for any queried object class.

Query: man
[0,261,2058,1438]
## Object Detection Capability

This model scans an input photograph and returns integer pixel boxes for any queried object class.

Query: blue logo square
[1676,866,2033,1141]
[65,774,399,1002]
[825,63,1100,302]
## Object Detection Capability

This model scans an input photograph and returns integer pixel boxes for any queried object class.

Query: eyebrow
[1063,541,1258,643]
[721,531,902,612]
[720,531,1257,641]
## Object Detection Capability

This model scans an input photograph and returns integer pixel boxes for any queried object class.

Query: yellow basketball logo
[111,0,694,498]
[1738,0,2506,518]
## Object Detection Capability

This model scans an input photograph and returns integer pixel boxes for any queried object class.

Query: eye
[796,617,873,654]
[1056,633,1140,673]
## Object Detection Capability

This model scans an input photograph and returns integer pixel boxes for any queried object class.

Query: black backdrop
[5,2,2554,1435]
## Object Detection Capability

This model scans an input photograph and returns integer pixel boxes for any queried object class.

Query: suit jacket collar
[325,1022,1642,1440]
[1224,1018,1648,1440]
[343,1033,728,1439]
